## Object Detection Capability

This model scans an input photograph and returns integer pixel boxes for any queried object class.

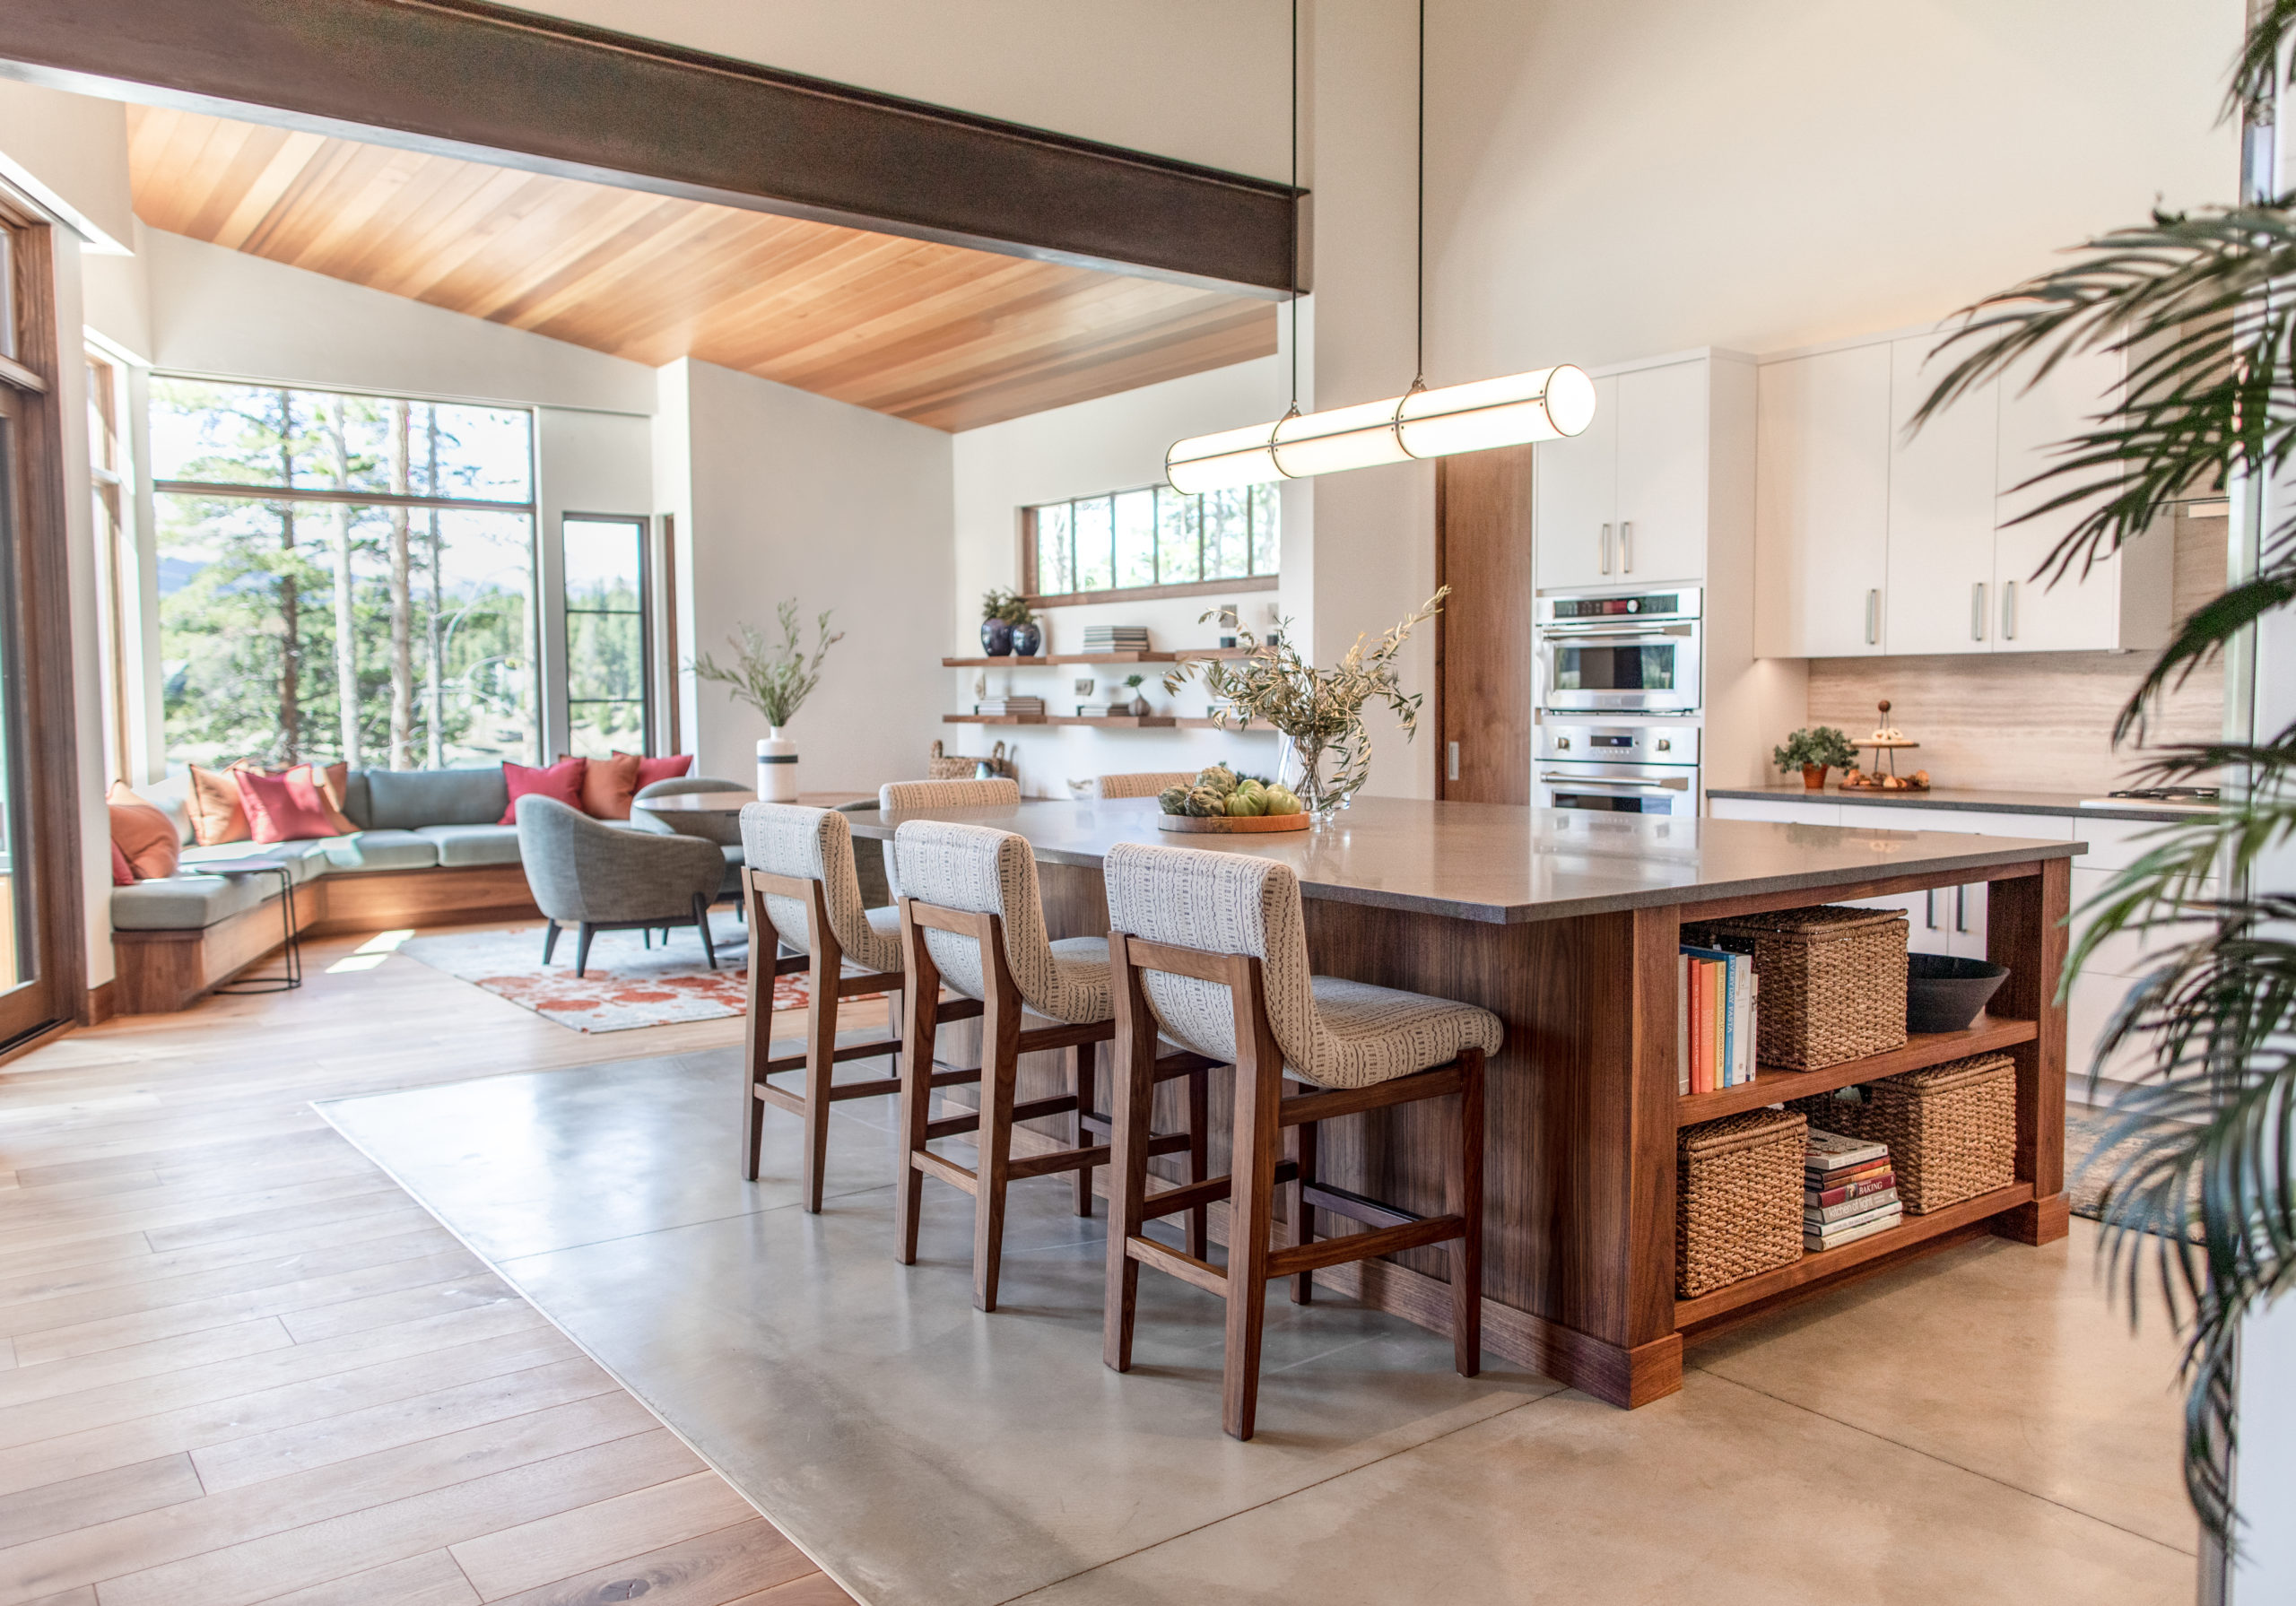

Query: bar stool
[738,803,982,1211]
[891,819,1213,1312]
[1100,840,1498,1440]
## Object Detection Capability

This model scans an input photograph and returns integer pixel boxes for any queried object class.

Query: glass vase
[1277,732,1347,828]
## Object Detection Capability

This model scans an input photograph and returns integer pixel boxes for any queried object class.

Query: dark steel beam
[0,0,1303,297]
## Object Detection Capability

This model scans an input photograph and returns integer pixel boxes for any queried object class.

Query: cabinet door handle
[1865,588,1880,646]
[1621,520,1633,574]
[1447,740,1460,782]
[1955,884,1970,934]
[1925,888,1937,929]
[1599,523,1613,575]
[2002,579,2016,641]
[1971,582,1987,641]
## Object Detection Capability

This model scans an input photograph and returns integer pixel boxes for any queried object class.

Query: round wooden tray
[1156,812,1311,833]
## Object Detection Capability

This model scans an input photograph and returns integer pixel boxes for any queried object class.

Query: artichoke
[1194,764,1238,797]
[1156,785,1190,815]
[1183,786,1226,817]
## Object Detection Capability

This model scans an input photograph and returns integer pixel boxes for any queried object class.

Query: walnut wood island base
[847,795,2075,1409]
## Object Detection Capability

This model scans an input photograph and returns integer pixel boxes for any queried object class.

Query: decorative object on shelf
[926,738,1015,783]
[1012,619,1042,656]
[1162,592,1446,826]
[1787,1055,2015,1214]
[1841,700,1930,790]
[1154,764,1308,833]
[1082,625,1150,655]
[1683,906,1909,1071]
[1216,602,1240,649]
[1073,677,1095,699]
[1674,1108,1806,1298]
[1770,725,1858,791]
[689,600,842,803]
[1904,953,2011,1033]
[1124,673,1151,716]
[980,587,1032,656]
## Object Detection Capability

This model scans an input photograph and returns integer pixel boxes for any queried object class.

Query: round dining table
[631,788,870,828]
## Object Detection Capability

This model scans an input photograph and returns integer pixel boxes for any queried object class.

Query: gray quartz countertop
[1705,783,2213,825]
[845,794,2082,925]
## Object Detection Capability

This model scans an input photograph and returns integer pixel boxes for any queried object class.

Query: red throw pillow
[107,781,181,880]
[283,763,359,834]
[500,757,587,823]
[234,768,344,844]
[110,839,135,887]
[566,751,640,820]
[628,751,693,789]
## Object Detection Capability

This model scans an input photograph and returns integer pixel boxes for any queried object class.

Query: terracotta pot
[1801,763,1828,792]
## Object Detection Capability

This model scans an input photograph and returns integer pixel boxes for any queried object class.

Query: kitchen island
[845,794,2077,1409]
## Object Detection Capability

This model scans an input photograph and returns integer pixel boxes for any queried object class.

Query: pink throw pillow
[110,839,135,887]
[234,767,344,843]
[627,751,694,789]
[500,758,587,823]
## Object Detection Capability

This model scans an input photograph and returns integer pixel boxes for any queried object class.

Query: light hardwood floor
[0,923,861,1606]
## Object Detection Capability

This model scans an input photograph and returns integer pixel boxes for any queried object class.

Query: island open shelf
[1674,1012,2039,1125]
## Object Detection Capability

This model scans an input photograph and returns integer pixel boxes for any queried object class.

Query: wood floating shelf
[943,713,1045,725]
[1674,1013,2037,1126]
[1674,1181,2036,1328]
[939,647,1256,668]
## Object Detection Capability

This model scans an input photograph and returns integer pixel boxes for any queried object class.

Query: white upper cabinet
[1614,360,1710,585]
[1754,343,1890,657]
[1532,374,1618,590]
[1754,324,2169,658]
[1884,334,1998,656]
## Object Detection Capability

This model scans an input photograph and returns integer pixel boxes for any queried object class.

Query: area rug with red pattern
[398,918,841,1032]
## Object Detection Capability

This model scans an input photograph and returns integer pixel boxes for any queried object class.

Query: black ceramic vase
[1011,620,1041,656]
[980,618,1013,656]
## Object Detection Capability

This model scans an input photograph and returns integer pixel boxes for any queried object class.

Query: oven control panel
[1535,722,1700,765]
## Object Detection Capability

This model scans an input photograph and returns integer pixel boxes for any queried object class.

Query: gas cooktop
[2077,786,2219,811]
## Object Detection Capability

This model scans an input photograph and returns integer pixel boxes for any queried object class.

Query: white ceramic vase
[758,727,799,802]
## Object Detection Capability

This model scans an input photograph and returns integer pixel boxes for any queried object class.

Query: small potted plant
[1772,725,1859,791]
[981,588,1038,656]
[691,600,843,801]
[1124,673,1150,716]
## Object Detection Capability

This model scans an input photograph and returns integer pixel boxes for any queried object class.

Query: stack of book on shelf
[1074,703,1135,718]
[1082,626,1151,655]
[973,695,1045,717]
[1678,942,1757,1094]
[1804,1128,1901,1250]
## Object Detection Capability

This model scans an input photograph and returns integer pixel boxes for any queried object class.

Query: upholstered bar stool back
[879,777,1021,813]
[733,803,918,1212]
[888,819,1210,1310]
[1100,839,1500,1439]
[1094,771,1196,801]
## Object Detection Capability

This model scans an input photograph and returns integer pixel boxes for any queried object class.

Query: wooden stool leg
[1187,1065,1210,1261]
[1105,934,1160,1374]
[893,980,939,1266]
[1070,1041,1094,1217]
[801,945,837,1214]
[1448,1048,1486,1378]
[739,935,769,1185]
[974,988,1022,1313]
[1291,1111,1318,1306]
[1222,1037,1282,1441]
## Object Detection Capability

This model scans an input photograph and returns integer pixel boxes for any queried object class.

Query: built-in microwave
[1534,589,1701,715]
[1533,721,1700,817]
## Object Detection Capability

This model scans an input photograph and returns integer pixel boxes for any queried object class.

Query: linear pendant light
[1167,2,1595,496]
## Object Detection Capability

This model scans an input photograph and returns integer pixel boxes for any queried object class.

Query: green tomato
[1262,786,1301,815]
[1226,790,1265,817]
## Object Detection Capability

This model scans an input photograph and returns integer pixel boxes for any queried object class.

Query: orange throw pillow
[106,781,181,881]
[571,751,640,820]
[185,763,254,846]
[283,763,358,834]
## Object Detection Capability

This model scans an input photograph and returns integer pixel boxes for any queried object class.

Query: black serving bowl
[1906,953,2010,1034]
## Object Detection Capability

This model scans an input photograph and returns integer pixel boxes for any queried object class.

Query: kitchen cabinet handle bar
[1621,521,1633,574]
[1865,588,1879,646]
[1447,741,1459,783]
[2002,580,2017,641]
[1536,772,1692,791]
[1599,523,1613,575]
[1971,582,1987,641]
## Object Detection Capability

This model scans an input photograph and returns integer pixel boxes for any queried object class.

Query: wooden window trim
[1017,492,1279,609]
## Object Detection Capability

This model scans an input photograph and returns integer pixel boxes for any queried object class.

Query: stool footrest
[1006,1144,1109,1181]
[1141,1159,1296,1220]
[836,969,901,998]
[1279,1063,1463,1128]
[1265,1214,1465,1279]
[1126,1234,1227,1296]
[756,1037,902,1077]
[1300,1179,1416,1233]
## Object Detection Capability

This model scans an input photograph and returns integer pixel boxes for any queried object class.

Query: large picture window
[150,379,538,771]
[1022,482,1277,605]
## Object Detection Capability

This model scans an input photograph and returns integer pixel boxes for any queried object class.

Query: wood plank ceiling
[126,106,1279,432]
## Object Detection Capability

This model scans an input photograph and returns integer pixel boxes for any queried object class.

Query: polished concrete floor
[320,1047,2199,1606]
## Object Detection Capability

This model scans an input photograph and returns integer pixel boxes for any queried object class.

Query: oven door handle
[1540,624,1696,640]
[1537,772,1693,791]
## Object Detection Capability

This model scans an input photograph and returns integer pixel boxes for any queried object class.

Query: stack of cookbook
[1804,1127,1900,1250]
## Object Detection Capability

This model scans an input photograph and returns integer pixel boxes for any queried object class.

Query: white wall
[535,407,656,757]
[659,358,953,793]
[950,353,1298,794]
[144,230,657,415]
[0,81,132,250]
[509,0,1291,182]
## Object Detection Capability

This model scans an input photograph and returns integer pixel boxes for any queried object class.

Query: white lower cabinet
[1832,804,2074,962]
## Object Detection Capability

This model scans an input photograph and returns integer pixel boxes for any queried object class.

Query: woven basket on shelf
[1787,1052,2016,1213]
[1683,906,1908,1071]
[1676,1108,1806,1298]
[926,739,1014,781]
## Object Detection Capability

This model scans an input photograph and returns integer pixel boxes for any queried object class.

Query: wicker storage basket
[1683,906,1909,1071]
[926,739,1014,781]
[1787,1052,2016,1213]
[1676,1108,1807,1298]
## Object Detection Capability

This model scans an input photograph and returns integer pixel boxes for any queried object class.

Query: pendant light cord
[1413,0,1426,393]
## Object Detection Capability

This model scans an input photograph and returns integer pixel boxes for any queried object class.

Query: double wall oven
[1533,588,1704,816]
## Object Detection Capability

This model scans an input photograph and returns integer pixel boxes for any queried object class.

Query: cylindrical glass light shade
[1269,398,1413,478]
[1167,363,1596,492]
[1395,365,1596,457]
[1166,421,1283,494]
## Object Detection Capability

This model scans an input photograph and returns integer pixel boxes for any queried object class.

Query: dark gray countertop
[1705,783,2213,825]
[845,794,2082,925]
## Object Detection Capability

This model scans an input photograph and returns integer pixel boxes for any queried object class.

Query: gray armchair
[515,796,728,975]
